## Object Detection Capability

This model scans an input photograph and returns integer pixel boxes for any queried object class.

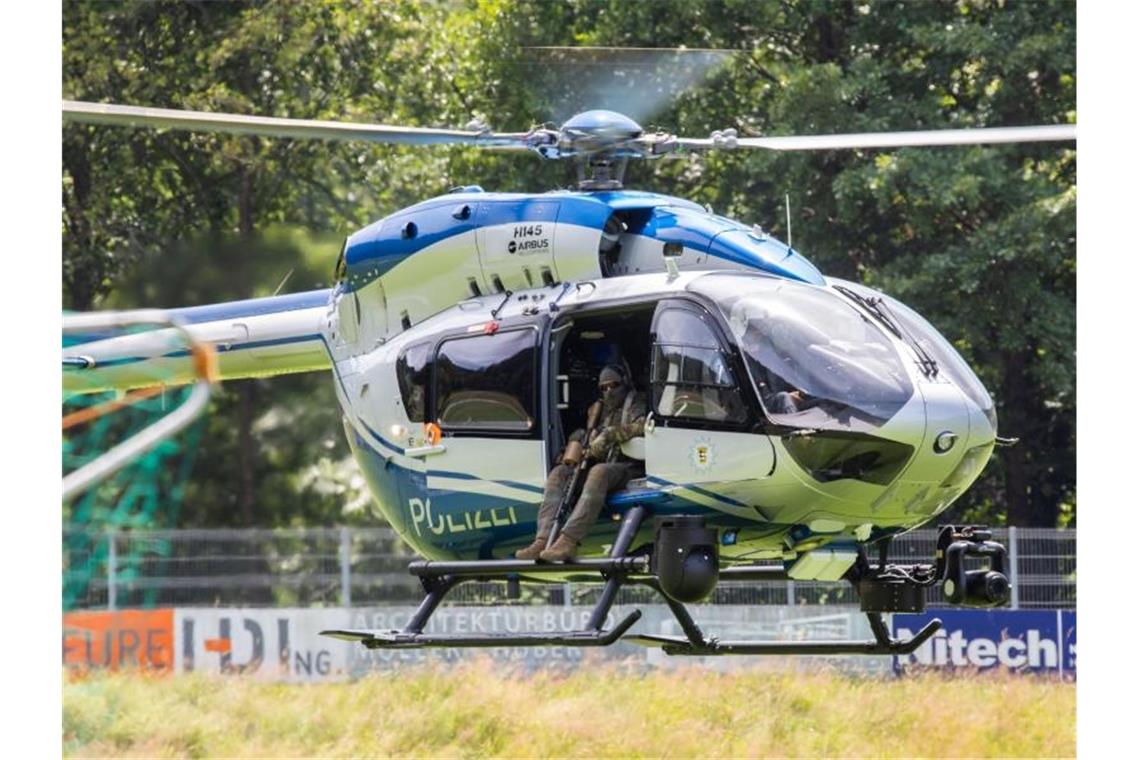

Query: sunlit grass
[64,659,1075,758]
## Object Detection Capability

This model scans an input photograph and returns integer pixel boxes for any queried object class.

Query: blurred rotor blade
[678,124,1076,151]
[63,100,528,147]
[521,46,732,125]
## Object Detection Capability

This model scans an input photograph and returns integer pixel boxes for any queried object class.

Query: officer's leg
[518,464,574,559]
[561,463,633,542]
[535,463,573,538]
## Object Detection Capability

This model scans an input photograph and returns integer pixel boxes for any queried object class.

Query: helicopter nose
[887,380,993,518]
[920,382,971,462]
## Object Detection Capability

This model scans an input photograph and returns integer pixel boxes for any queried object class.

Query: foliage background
[62,0,1075,529]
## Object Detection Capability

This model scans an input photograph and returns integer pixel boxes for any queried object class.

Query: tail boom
[64,290,333,394]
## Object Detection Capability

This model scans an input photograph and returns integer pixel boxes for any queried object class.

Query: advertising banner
[173,608,355,681]
[162,605,887,680]
[891,609,1076,676]
[61,606,1076,681]
[63,609,175,673]
[345,604,889,676]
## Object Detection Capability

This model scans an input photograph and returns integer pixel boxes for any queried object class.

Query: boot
[539,533,579,562]
[515,536,548,561]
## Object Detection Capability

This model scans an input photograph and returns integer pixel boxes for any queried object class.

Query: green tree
[64,0,1075,528]
[497,0,1075,526]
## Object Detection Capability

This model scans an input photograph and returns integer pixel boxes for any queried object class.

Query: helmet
[598,364,627,388]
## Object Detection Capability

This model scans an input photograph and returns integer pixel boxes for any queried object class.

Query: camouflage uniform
[536,388,647,542]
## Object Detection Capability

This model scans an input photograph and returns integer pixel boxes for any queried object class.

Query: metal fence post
[1008,526,1020,610]
[107,529,117,611]
[786,579,795,606]
[340,527,352,608]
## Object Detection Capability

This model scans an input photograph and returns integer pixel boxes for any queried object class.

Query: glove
[588,428,612,460]
[561,440,585,466]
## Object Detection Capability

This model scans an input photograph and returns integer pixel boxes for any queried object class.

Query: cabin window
[651,307,747,425]
[434,328,538,434]
[396,340,433,422]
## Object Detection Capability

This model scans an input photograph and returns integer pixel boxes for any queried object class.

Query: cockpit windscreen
[829,278,996,430]
[690,274,913,431]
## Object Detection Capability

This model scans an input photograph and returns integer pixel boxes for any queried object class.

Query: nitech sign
[892,610,1076,676]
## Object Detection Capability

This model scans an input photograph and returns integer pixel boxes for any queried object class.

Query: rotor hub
[560,110,644,142]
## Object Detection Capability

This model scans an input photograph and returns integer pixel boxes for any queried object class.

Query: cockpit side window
[650,306,747,425]
[396,340,433,423]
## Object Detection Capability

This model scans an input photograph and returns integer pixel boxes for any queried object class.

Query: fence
[63,526,1075,612]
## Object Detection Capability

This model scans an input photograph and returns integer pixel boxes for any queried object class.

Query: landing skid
[322,506,945,656]
[624,609,940,657]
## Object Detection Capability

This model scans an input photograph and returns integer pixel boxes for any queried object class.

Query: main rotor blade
[678,124,1076,151]
[63,100,526,147]
[520,46,731,125]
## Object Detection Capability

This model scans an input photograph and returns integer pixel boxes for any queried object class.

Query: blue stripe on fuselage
[645,475,750,509]
[589,190,705,212]
[427,469,545,494]
[316,334,406,457]
[65,333,325,370]
[359,420,406,456]
[341,189,825,291]
[64,290,331,349]
[342,192,613,290]
[707,229,824,284]
[166,289,331,324]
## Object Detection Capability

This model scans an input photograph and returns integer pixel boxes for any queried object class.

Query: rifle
[546,400,603,549]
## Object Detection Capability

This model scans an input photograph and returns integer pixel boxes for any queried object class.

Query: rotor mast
[576,155,630,191]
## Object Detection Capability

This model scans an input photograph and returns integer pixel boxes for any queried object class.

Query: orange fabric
[189,343,218,383]
[61,386,164,430]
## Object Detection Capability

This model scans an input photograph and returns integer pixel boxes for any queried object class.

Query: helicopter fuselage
[305,189,998,576]
[64,188,998,580]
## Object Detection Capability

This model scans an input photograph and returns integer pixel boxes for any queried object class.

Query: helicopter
[62,100,1075,657]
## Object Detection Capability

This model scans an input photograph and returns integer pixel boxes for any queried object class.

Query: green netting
[63,322,205,610]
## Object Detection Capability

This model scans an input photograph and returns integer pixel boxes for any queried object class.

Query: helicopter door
[419,326,547,546]
[644,301,775,488]
[475,200,560,293]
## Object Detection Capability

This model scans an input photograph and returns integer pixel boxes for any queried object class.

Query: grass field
[64,660,1075,758]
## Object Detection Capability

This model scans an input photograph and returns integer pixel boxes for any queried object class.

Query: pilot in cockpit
[758,368,808,416]
[736,315,809,418]
[516,364,647,562]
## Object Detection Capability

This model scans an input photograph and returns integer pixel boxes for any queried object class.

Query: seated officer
[516,364,647,562]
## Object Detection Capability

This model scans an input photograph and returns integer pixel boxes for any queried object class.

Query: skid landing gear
[321,519,1006,656]
[323,506,653,649]
[624,602,939,656]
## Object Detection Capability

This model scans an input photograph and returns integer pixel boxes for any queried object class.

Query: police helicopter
[62,98,1075,657]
